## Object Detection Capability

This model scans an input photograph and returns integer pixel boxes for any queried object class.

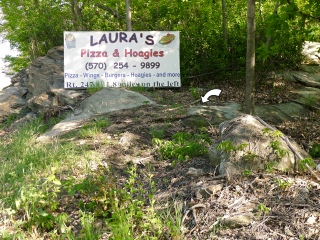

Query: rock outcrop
[0,46,86,123]
[209,115,310,176]
[302,41,320,65]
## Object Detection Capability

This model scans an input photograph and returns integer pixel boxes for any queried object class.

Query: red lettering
[81,49,86,57]
[125,48,132,57]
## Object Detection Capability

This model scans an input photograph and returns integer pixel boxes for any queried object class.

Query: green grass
[0,116,183,239]
[87,80,105,95]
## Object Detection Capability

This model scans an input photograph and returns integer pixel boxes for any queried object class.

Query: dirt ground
[81,78,320,239]
[4,78,318,239]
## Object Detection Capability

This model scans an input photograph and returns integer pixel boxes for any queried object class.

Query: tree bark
[126,0,132,31]
[263,2,279,65]
[222,0,227,51]
[245,0,256,114]
[70,0,84,30]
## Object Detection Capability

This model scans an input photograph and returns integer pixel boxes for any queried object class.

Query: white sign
[64,31,180,88]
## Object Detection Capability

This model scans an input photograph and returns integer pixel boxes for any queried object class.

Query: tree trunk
[126,0,132,31]
[245,0,256,114]
[222,0,227,51]
[266,3,280,46]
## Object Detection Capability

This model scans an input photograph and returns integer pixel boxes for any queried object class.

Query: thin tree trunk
[245,0,256,114]
[263,2,279,65]
[126,0,132,31]
[222,0,227,51]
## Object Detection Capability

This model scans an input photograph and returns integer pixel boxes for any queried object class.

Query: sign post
[64,31,180,88]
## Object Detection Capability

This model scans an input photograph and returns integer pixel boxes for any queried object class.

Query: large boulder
[0,46,86,122]
[302,41,320,65]
[0,86,27,122]
[25,46,85,113]
[209,115,310,176]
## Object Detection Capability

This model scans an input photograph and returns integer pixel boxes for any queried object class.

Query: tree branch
[286,0,320,21]
[95,3,124,19]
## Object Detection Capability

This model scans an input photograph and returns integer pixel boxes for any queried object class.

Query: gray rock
[187,103,242,125]
[36,88,156,141]
[50,87,84,106]
[27,93,53,113]
[221,213,254,228]
[292,71,320,88]
[292,87,320,108]
[195,183,224,199]
[302,41,320,64]
[119,131,139,148]
[209,115,310,175]
[187,101,310,126]
[0,86,27,122]
[0,46,87,119]
[299,65,320,74]
[187,167,204,176]
[221,200,258,228]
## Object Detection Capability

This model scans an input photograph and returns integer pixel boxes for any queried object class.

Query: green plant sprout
[87,80,105,95]
[190,87,200,100]
[257,203,270,216]
[274,178,293,189]
[242,169,253,176]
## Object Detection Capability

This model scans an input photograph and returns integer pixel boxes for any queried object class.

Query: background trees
[0,0,319,84]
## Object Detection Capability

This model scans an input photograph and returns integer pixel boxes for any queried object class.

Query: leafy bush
[152,131,211,165]
[298,158,316,172]
[310,143,320,158]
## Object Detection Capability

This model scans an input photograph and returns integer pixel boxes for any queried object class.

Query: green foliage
[153,131,211,165]
[265,161,278,173]
[160,203,183,240]
[274,178,293,189]
[0,0,72,67]
[79,211,99,240]
[0,116,183,238]
[149,127,166,139]
[242,169,253,177]
[128,85,147,93]
[269,140,289,158]
[2,0,317,83]
[262,128,288,159]
[242,151,259,162]
[298,157,316,172]
[262,128,284,138]
[216,140,236,153]
[14,168,62,231]
[106,166,164,239]
[0,114,18,129]
[257,203,270,216]
[79,117,111,138]
[190,87,200,100]
[216,140,249,153]
[310,143,320,158]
